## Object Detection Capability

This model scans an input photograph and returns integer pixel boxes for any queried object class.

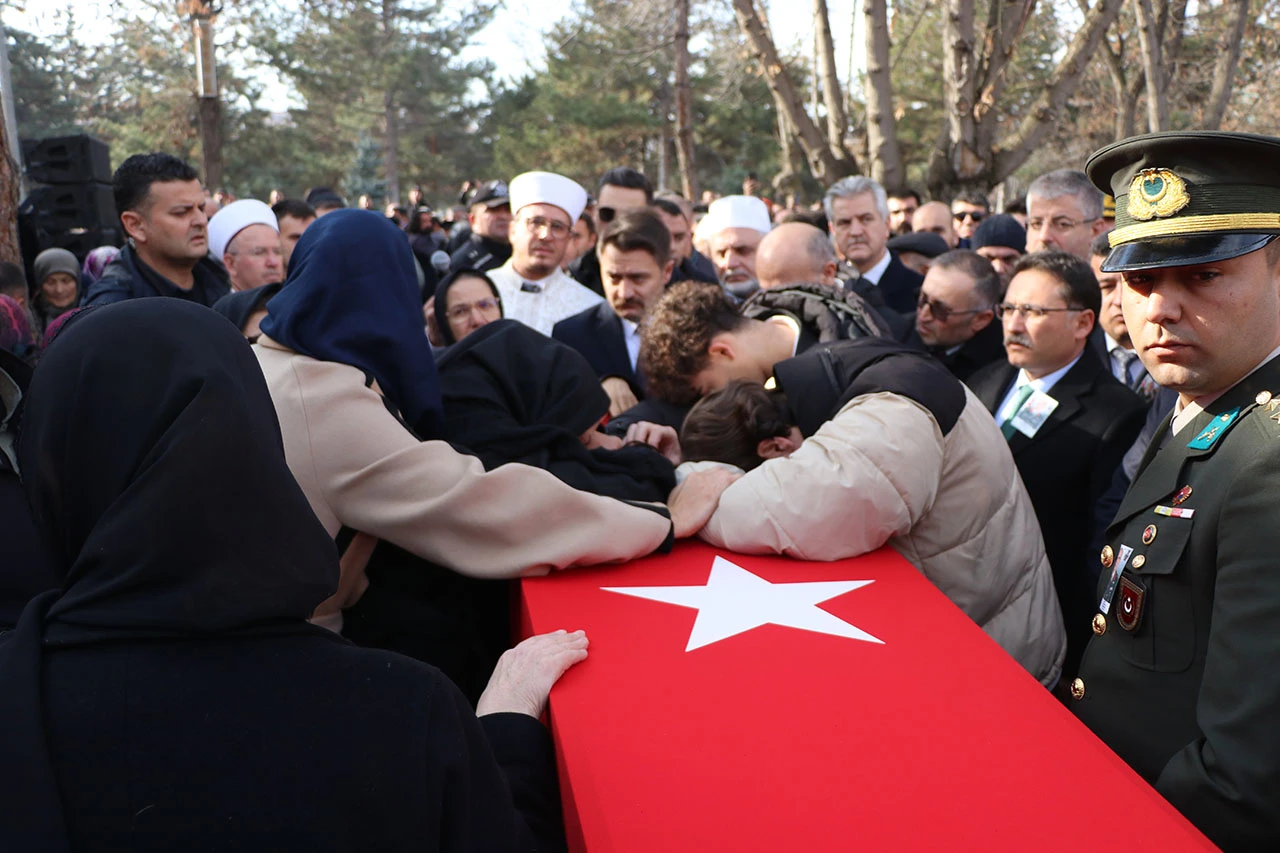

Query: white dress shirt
[995,353,1082,427]
[489,260,603,336]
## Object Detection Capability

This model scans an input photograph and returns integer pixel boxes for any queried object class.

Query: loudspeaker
[22,135,113,185]
[20,183,118,234]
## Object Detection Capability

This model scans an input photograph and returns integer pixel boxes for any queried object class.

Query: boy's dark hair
[599,210,671,267]
[952,192,991,211]
[598,167,654,204]
[0,262,27,300]
[886,186,922,205]
[640,281,748,405]
[680,381,795,472]
[272,199,316,221]
[1012,250,1101,316]
[112,153,200,215]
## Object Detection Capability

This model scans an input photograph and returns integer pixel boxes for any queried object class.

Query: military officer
[1072,132,1280,849]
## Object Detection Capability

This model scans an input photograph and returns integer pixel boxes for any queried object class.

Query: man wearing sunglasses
[969,250,1144,682]
[950,194,990,247]
[568,167,655,296]
[911,250,1004,383]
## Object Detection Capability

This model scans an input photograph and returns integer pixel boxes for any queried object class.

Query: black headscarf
[433,268,503,345]
[258,209,444,437]
[211,281,283,335]
[435,319,676,501]
[0,300,339,849]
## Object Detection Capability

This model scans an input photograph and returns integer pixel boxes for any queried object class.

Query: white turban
[508,171,588,223]
[208,199,278,260]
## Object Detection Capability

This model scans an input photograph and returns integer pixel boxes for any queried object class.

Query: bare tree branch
[1204,0,1251,128]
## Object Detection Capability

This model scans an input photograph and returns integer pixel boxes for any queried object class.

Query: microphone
[430,250,451,275]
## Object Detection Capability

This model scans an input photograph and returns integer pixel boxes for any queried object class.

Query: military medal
[1171,485,1192,506]
[1154,505,1195,519]
[1099,544,1134,615]
[1142,524,1158,544]
[1117,576,1146,632]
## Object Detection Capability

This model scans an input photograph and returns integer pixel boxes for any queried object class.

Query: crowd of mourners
[3,129,1280,851]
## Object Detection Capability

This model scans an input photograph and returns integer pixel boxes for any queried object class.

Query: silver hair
[804,226,837,267]
[823,176,888,222]
[1027,169,1104,221]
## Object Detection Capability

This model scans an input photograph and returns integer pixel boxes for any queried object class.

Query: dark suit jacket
[905,319,1004,384]
[969,350,1145,679]
[552,303,643,396]
[874,252,925,314]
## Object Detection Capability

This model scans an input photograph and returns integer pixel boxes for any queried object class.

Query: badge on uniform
[1117,576,1146,632]
[1099,544,1134,615]
[1187,407,1240,450]
[1010,390,1059,438]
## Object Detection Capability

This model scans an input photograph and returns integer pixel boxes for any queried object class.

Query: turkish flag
[519,542,1215,852]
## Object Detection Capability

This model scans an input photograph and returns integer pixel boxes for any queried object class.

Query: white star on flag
[603,555,884,651]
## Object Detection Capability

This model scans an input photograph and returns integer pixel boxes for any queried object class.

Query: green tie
[1000,384,1036,439]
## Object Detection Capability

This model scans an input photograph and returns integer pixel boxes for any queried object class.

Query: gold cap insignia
[1127,168,1190,221]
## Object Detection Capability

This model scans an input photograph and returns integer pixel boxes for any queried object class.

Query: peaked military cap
[1086,131,1280,272]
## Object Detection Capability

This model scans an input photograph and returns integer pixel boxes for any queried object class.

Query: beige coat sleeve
[276,353,672,578]
[699,393,944,561]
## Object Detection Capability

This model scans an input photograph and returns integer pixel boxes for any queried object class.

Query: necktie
[1111,347,1138,385]
[1001,384,1036,439]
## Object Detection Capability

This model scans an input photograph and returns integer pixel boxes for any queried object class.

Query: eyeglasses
[446,297,501,320]
[520,216,571,239]
[597,206,616,224]
[1026,216,1097,234]
[918,293,989,323]
[953,210,986,223]
[995,303,1085,320]
[228,246,283,259]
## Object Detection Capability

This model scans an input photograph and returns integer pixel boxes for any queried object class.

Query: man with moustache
[1069,133,1280,850]
[968,251,1144,682]
[911,250,1004,383]
[487,171,602,335]
[950,194,990,248]
[695,194,772,298]
[209,200,284,294]
[84,153,229,307]
[825,176,922,313]
[554,210,673,416]
[886,187,922,236]
[1025,169,1109,259]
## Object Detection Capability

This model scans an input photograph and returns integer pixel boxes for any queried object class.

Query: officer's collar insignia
[1188,407,1240,450]
[1127,168,1191,221]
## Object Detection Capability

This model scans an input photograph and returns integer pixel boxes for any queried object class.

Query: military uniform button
[1142,524,1158,545]
[1132,554,1146,569]
[1070,678,1086,700]
[1257,390,1272,406]
[1100,545,1114,568]
[1092,613,1107,636]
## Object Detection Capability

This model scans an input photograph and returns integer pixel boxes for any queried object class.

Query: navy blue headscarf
[259,209,444,437]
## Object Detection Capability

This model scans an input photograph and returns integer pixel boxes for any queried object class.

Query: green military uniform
[1071,132,1280,850]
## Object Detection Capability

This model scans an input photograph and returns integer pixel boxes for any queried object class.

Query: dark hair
[886,187,922,205]
[599,209,671,267]
[272,199,316,222]
[305,187,346,210]
[1089,232,1112,258]
[1011,250,1101,316]
[931,250,1002,306]
[651,197,686,220]
[952,192,988,210]
[578,210,597,238]
[776,208,829,232]
[1005,196,1027,216]
[598,167,654,204]
[0,261,27,300]
[112,153,200,215]
[640,281,747,405]
[433,269,502,345]
[680,381,794,472]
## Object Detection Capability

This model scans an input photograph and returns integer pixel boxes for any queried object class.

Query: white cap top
[508,171,589,223]
[208,199,279,260]
[698,195,772,239]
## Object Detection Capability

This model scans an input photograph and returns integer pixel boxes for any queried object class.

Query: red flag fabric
[520,541,1215,852]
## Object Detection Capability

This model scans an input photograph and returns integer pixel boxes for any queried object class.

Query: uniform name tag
[1154,505,1195,518]
[1099,544,1134,615]
[1011,390,1059,438]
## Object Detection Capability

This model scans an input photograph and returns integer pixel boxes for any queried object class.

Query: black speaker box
[22,135,113,185]
[20,183,118,234]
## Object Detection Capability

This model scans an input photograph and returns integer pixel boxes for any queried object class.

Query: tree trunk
[863,0,902,187]
[814,0,849,154]
[672,0,697,200]
[938,0,985,191]
[383,94,400,205]
[197,97,223,191]
[1133,0,1169,131]
[0,48,20,266]
[1203,0,1250,129]
[731,0,858,182]
[188,5,223,190]
[658,77,671,191]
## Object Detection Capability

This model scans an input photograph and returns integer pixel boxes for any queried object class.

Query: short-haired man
[0,262,28,309]
[487,171,602,335]
[570,167,655,295]
[672,342,1066,688]
[273,199,316,273]
[1025,169,1107,259]
[968,251,1144,682]
[653,194,717,284]
[951,193,990,247]
[912,250,1004,383]
[886,187,922,236]
[912,200,958,249]
[1071,132,1280,849]
[305,187,346,216]
[1089,231,1154,399]
[83,153,230,308]
[885,231,950,277]
[970,213,1027,287]
[695,194,772,298]
[209,199,283,293]
[825,176,922,313]
[448,180,512,275]
[554,210,672,416]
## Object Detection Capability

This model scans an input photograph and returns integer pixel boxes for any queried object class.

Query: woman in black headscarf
[433,268,504,345]
[0,300,581,851]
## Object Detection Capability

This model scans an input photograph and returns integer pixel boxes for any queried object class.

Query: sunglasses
[598,206,617,224]
[953,210,986,223]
